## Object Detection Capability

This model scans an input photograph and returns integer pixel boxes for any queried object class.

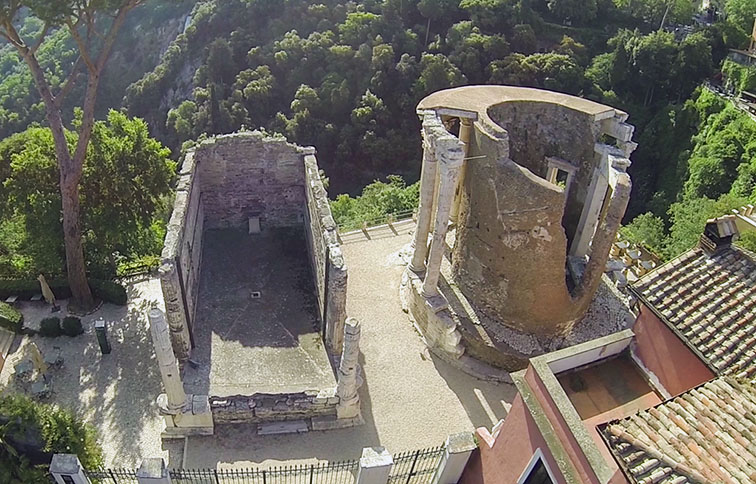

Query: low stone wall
[210,390,339,424]
[303,151,348,355]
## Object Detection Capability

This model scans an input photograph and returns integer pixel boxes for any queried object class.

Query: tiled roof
[603,378,756,484]
[632,245,756,379]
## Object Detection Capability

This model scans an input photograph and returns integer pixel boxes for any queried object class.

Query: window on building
[518,450,557,484]
[522,459,554,484]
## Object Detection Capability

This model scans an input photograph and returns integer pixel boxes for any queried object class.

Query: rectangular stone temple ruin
[154,131,361,435]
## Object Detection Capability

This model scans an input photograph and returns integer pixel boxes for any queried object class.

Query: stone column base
[159,393,214,438]
[400,269,464,359]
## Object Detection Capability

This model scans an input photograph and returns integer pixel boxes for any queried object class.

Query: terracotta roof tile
[632,246,756,377]
[604,378,756,484]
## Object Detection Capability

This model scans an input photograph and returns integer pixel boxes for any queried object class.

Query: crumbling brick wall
[487,102,602,242]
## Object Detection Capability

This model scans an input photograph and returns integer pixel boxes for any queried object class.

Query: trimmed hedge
[62,316,84,337]
[0,301,23,333]
[90,280,127,306]
[39,317,62,338]
[0,278,127,306]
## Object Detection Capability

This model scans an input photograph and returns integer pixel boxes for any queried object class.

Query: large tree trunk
[61,176,94,308]
[21,49,95,310]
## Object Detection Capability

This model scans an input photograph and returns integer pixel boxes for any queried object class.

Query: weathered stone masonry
[404,86,635,373]
[158,131,358,429]
[160,132,348,362]
[303,150,348,355]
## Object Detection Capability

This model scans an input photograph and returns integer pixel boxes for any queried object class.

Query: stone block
[257,420,309,435]
[312,414,364,431]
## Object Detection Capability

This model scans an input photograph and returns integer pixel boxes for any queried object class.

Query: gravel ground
[0,277,183,468]
[183,222,516,469]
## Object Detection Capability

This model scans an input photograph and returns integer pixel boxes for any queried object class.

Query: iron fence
[387,446,445,484]
[169,461,358,484]
[84,468,139,483]
[336,210,415,233]
[77,444,445,484]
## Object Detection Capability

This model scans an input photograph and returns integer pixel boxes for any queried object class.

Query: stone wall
[160,149,203,360]
[210,390,339,424]
[160,130,348,361]
[303,152,348,355]
[196,132,306,229]
[453,123,575,335]
[487,101,602,242]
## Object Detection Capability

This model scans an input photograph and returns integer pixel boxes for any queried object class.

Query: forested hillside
[124,0,729,194]
[1,0,756,278]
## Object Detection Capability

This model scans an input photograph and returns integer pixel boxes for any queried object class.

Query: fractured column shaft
[158,262,192,361]
[450,118,473,223]
[410,118,440,272]
[336,317,362,419]
[148,308,187,411]
[422,140,464,297]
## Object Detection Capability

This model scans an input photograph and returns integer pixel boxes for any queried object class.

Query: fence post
[136,458,172,484]
[356,447,393,484]
[49,454,91,484]
[430,432,477,484]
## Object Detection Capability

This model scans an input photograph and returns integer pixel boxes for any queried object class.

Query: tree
[0,394,102,483]
[2,111,175,277]
[548,0,598,24]
[620,212,666,254]
[0,0,149,309]
[724,0,756,34]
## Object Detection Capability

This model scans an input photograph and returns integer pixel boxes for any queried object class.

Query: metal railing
[85,468,139,483]
[169,461,359,484]
[387,446,445,484]
[78,445,445,484]
[336,210,415,234]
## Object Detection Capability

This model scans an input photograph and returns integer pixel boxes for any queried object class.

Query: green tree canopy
[0,111,174,277]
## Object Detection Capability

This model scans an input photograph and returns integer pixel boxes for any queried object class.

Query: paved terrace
[183,220,515,468]
[0,222,515,469]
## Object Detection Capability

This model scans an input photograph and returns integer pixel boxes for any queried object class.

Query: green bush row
[0,279,127,306]
[0,301,23,333]
[39,316,84,338]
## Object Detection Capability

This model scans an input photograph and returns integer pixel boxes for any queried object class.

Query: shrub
[39,317,61,338]
[61,316,84,337]
[0,301,23,333]
[90,280,127,306]
[0,278,127,305]
[0,394,103,481]
[0,279,72,301]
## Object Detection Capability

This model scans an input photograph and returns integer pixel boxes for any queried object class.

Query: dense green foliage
[61,316,84,337]
[120,0,728,194]
[621,88,756,258]
[0,111,175,279]
[1,0,755,268]
[722,58,756,94]
[0,301,23,333]
[39,317,62,338]
[0,394,102,483]
[331,175,419,229]
[0,2,195,142]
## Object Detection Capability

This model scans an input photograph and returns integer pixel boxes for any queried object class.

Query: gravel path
[0,277,182,468]
[183,222,515,469]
